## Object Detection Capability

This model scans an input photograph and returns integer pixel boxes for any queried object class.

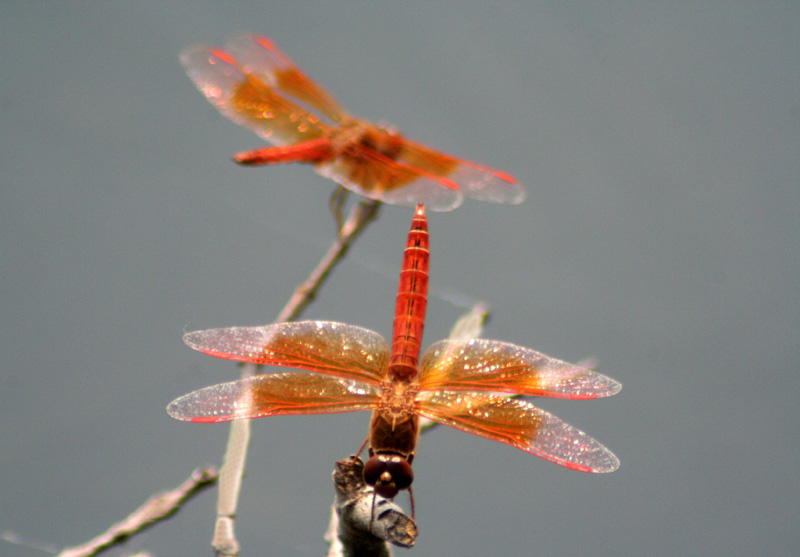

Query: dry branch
[213,199,381,556]
[57,467,217,557]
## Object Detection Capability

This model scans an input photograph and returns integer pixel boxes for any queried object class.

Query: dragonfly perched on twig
[168,205,620,510]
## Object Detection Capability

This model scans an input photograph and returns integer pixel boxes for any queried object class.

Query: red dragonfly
[168,205,620,502]
[180,34,525,211]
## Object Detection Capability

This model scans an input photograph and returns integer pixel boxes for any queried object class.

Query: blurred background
[1,3,797,556]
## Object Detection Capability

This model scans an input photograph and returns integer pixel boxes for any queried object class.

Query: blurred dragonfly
[181,35,525,213]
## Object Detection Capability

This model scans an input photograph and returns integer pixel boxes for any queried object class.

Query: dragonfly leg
[329,186,349,233]
[353,435,370,461]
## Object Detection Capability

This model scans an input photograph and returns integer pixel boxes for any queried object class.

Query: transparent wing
[418,339,621,399]
[224,34,348,124]
[315,147,464,211]
[396,138,525,205]
[167,372,379,423]
[180,45,328,146]
[183,321,390,386]
[418,391,619,473]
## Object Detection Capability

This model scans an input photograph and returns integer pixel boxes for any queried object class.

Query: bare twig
[57,467,217,557]
[445,302,490,342]
[213,199,382,556]
[326,457,418,557]
[276,199,381,324]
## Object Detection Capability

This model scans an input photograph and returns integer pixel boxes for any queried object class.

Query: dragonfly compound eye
[364,453,414,499]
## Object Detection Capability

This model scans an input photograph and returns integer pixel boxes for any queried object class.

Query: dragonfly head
[364,451,413,499]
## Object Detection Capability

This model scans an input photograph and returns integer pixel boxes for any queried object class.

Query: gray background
[2,3,797,556]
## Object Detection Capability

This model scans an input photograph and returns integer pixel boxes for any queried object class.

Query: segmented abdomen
[388,204,429,380]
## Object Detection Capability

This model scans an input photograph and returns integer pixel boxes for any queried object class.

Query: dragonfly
[180,34,525,212]
[168,205,621,504]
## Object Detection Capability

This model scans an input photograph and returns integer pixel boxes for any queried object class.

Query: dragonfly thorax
[377,379,418,426]
[327,119,404,160]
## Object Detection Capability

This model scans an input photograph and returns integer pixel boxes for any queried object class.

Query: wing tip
[593,375,623,398]
[167,392,237,423]
[561,450,620,474]
[166,398,191,421]
[182,330,201,349]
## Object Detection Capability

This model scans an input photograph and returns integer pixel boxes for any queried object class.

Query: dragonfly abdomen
[388,204,429,380]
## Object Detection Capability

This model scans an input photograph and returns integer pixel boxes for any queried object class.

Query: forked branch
[213,199,381,556]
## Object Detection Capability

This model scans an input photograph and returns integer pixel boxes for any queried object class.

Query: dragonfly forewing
[183,321,390,385]
[418,339,622,399]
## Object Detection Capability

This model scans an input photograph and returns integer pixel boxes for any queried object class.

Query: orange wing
[167,372,379,423]
[395,138,525,205]
[182,321,390,386]
[315,143,464,211]
[182,34,525,210]
[223,34,348,124]
[417,391,619,473]
[180,43,330,146]
[314,127,523,210]
[417,339,622,399]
